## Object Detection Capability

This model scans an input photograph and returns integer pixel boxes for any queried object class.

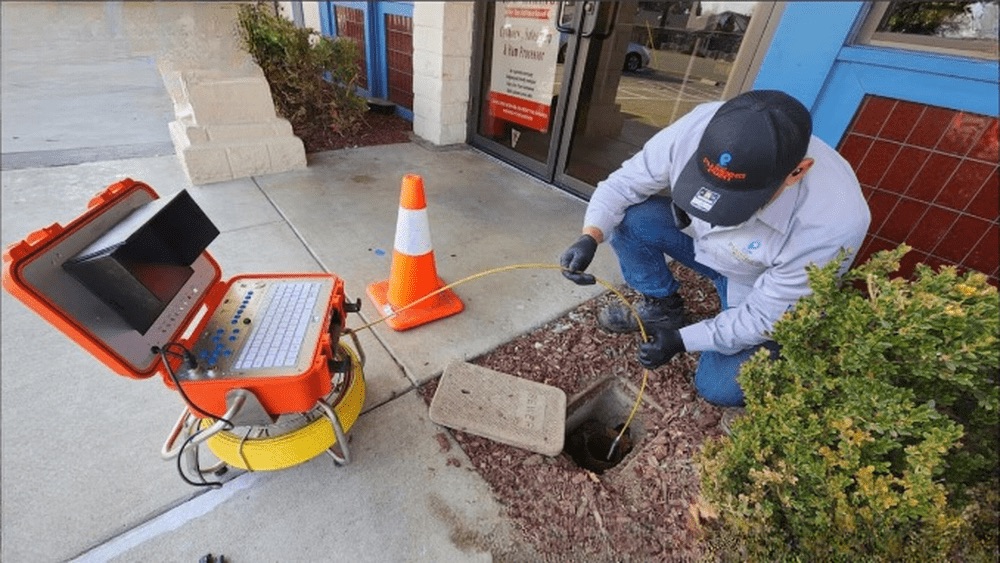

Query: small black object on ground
[366,97,396,115]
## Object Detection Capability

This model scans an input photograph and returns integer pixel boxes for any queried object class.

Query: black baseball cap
[672,90,812,227]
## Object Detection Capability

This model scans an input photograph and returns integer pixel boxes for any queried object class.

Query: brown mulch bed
[419,263,728,561]
[331,112,729,558]
[299,109,412,153]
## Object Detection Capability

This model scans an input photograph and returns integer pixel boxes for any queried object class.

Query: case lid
[2,178,223,379]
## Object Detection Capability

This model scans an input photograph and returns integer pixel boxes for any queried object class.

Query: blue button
[229,336,237,341]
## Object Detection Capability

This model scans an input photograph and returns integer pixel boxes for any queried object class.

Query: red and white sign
[488,1,559,133]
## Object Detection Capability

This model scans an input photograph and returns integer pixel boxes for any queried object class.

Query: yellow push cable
[341,263,650,459]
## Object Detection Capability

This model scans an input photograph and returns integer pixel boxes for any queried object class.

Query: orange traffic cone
[366,174,464,331]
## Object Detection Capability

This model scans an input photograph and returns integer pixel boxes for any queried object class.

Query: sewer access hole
[563,377,644,474]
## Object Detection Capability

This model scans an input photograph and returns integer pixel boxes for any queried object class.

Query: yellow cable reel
[201,342,365,471]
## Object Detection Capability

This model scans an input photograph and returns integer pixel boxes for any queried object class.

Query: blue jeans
[608,196,775,407]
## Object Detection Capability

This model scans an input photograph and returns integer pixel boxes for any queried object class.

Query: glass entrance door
[470,1,769,199]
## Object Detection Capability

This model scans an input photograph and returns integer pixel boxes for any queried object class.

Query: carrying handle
[160,395,245,460]
[555,1,577,33]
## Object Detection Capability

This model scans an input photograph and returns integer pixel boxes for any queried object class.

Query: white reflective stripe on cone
[394,207,433,256]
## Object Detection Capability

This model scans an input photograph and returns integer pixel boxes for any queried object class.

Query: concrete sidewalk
[1,4,626,559]
[1,145,626,562]
[0,2,176,169]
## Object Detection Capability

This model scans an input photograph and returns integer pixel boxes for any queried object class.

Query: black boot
[597,293,685,334]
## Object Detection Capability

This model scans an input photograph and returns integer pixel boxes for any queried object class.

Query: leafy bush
[697,245,999,561]
[237,2,367,150]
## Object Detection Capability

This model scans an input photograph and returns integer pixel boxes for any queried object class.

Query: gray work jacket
[584,102,871,354]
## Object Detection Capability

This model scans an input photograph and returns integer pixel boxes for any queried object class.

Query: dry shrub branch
[237,3,368,152]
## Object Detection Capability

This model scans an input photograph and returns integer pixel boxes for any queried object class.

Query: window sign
[488,1,560,133]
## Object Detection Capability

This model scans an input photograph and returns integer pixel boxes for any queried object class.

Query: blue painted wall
[754,2,999,146]
[321,1,414,121]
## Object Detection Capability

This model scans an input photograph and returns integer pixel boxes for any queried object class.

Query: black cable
[154,342,234,488]
[176,426,223,489]
[153,344,234,429]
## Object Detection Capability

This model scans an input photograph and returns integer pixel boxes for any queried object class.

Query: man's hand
[559,234,598,285]
[638,325,685,369]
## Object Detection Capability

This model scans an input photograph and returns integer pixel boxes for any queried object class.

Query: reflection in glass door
[470,1,771,198]
[470,1,576,179]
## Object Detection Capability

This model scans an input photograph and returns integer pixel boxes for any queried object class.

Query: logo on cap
[702,156,747,182]
[690,187,720,213]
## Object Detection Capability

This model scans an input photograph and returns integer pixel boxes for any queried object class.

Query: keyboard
[188,278,331,379]
[233,281,322,370]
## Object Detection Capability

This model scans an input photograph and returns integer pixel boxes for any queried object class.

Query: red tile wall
[335,6,368,89]
[384,14,413,110]
[839,95,999,286]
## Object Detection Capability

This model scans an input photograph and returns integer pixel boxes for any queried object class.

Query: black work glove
[559,234,598,285]
[637,325,685,369]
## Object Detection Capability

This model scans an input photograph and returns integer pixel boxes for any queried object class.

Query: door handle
[555,1,577,33]
[581,0,617,39]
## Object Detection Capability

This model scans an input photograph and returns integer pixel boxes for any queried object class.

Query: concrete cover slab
[430,362,566,456]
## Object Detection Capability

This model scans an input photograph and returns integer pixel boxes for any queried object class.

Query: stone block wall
[122,2,306,184]
[412,2,474,145]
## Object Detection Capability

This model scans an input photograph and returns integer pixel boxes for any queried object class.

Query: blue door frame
[753,3,999,146]
[320,1,414,120]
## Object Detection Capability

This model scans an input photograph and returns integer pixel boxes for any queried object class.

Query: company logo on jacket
[729,240,765,265]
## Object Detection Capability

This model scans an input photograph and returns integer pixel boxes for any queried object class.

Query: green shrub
[237,2,367,150]
[697,245,999,561]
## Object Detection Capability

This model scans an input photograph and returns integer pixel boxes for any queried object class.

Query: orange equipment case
[2,178,347,419]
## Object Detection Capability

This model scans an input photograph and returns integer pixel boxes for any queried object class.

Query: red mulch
[299,110,412,153]
[419,262,727,561]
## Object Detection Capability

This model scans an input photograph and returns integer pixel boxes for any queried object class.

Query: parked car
[622,42,652,71]
[557,38,652,72]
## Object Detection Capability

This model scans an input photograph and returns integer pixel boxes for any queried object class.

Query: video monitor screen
[63,190,219,334]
